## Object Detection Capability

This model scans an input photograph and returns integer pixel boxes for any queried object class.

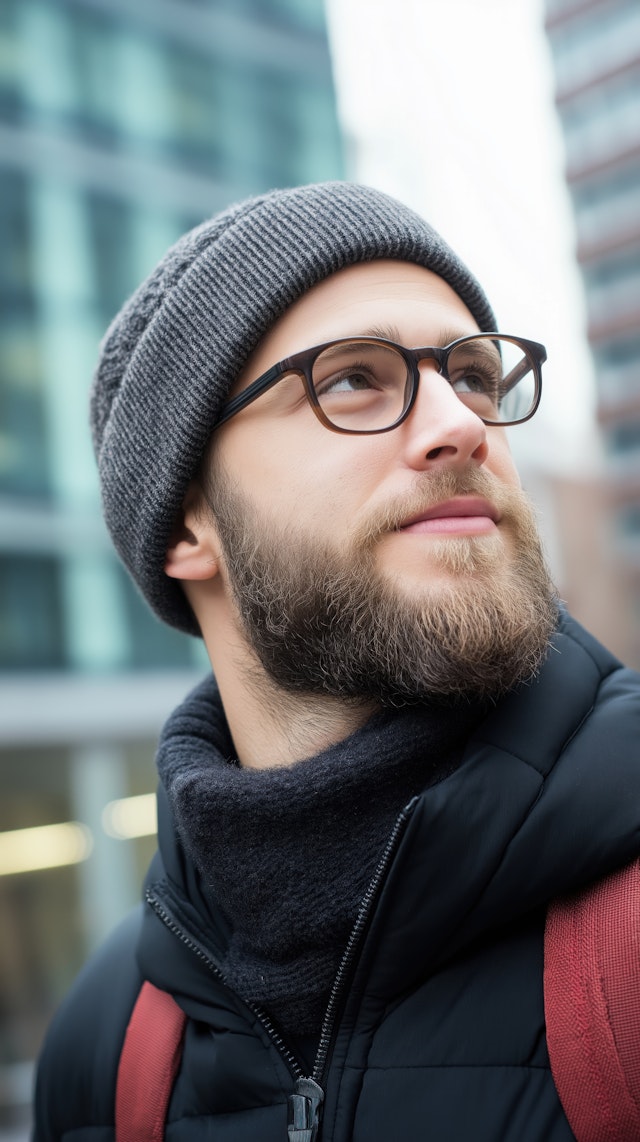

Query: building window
[217,0,326,34]
[573,164,640,245]
[584,254,640,320]
[0,556,65,671]
[560,74,640,168]
[617,503,640,543]
[549,0,640,93]
[595,335,640,401]
[117,566,205,671]
[0,171,50,498]
[86,194,135,324]
[607,420,640,456]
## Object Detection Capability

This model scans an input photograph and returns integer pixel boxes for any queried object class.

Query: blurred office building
[0,0,343,1132]
[544,0,640,666]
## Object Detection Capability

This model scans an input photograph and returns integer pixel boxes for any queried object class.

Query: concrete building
[0,0,343,1133]
[544,0,640,666]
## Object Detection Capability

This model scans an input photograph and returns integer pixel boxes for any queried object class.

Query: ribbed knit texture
[156,676,485,1036]
[90,181,497,634]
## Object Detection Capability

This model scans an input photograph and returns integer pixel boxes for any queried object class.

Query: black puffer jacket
[34,614,640,1142]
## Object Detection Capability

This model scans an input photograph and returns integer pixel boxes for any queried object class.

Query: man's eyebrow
[433,327,480,348]
[358,325,478,347]
[360,323,403,342]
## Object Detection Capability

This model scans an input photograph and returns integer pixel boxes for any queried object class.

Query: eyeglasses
[216,333,546,435]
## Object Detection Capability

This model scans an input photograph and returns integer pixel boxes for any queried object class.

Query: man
[34,182,640,1141]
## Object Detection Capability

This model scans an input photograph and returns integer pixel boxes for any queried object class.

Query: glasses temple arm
[501,358,534,395]
[216,362,284,426]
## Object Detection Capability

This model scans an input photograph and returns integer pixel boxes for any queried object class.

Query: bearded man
[34,183,640,1142]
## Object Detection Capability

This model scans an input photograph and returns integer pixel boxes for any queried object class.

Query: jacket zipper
[146,797,416,1142]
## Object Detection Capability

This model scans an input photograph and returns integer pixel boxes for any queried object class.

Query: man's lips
[398,497,501,536]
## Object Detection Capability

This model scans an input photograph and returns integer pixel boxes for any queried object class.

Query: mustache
[356,468,530,547]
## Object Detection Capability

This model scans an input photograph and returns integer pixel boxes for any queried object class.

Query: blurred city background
[0,0,638,1135]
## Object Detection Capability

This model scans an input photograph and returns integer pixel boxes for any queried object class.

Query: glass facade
[545,0,640,659]
[0,0,343,1134]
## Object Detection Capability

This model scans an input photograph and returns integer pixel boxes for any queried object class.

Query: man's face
[200,260,557,704]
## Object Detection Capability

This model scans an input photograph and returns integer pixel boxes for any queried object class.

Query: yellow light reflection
[102,793,157,840]
[0,822,93,876]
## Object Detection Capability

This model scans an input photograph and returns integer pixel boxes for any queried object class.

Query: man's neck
[231,678,377,770]
[209,635,377,769]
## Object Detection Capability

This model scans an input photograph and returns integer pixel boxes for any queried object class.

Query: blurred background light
[102,793,157,840]
[0,822,93,877]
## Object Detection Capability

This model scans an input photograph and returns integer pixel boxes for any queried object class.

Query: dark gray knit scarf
[157,677,484,1036]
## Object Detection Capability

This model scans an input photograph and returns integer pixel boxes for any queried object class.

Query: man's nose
[398,363,489,471]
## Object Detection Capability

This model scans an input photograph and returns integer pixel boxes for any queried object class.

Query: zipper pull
[288,1076,324,1141]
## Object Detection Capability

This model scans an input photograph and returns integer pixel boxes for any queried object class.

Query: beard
[204,464,559,706]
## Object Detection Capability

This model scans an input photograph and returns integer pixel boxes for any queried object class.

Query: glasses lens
[446,336,538,425]
[311,340,409,431]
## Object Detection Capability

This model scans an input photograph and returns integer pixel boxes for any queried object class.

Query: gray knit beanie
[90,181,496,636]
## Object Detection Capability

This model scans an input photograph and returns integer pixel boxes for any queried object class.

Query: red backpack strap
[115,981,187,1142]
[544,858,640,1142]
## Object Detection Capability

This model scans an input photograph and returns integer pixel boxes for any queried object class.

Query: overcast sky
[325,0,598,473]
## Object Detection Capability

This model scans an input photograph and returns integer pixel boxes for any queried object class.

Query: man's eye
[451,372,491,395]
[320,371,375,395]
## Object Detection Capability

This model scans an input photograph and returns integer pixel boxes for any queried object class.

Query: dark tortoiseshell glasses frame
[215,333,546,435]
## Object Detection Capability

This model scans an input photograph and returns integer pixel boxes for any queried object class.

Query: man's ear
[164,481,221,582]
